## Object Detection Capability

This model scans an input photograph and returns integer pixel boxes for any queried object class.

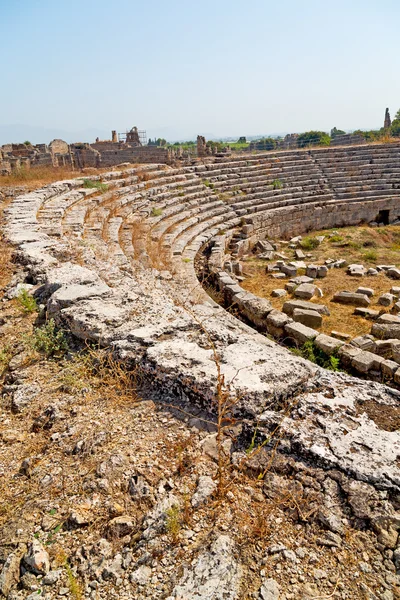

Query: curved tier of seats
[31,142,400,287]
[5,141,400,491]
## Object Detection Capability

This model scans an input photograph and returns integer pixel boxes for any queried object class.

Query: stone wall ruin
[0,127,177,174]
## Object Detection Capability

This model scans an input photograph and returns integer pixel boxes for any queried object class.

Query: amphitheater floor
[241,225,400,338]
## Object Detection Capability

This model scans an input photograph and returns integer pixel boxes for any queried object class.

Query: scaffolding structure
[118,127,147,146]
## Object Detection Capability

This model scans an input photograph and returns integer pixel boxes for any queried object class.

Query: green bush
[391,119,400,137]
[353,129,383,142]
[26,319,68,358]
[330,127,345,138]
[301,236,320,250]
[17,288,38,314]
[296,340,340,371]
[151,207,163,217]
[297,131,330,148]
[329,234,344,243]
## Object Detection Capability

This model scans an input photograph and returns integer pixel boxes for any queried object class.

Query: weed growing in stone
[292,340,340,371]
[16,288,38,314]
[26,319,68,358]
[165,505,181,543]
[246,425,258,455]
[82,178,108,192]
[272,179,283,189]
[65,560,83,600]
[151,207,163,217]
[0,346,11,376]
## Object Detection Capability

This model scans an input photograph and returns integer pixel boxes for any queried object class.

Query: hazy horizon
[1,0,399,145]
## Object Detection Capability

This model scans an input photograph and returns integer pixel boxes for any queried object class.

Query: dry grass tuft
[58,346,140,406]
[0,166,80,190]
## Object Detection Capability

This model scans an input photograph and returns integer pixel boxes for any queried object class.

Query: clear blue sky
[1,0,399,143]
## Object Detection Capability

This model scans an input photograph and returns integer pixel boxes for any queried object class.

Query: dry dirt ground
[0,179,400,599]
[241,226,400,339]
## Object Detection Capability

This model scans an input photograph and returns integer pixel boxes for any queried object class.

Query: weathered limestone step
[150,199,223,239]
[172,212,237,255]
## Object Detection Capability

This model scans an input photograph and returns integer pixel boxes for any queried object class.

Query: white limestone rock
[191,476,217,508]
[171,535,242,600]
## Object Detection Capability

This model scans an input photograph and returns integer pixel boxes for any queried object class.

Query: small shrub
[301,236,320,251]
[329,234,344,243]
[203,179,213,188]
[300,339,317,363]
[182,257,191,263]
[272,179,283,190]
[165,506,181,542]
[65,561,83,600]
[82,179,108,192]
[0,346,11,376]
[364,249,377,262]
[26,319,68,358]
[328,355,340,371]
[17,288,38,314]
[297,340,340,371]
[362,239,377,248]
[151,207,163,217]
[58,353,93,393]
[348,240,362,250]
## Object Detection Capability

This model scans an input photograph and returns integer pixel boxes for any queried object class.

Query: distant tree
[330,127,346,138]
[237,136,247,143]
[24,140,32,146]
[156,138,167,146]
[391,119,400,137]
[252,137,276,151]
[297,131,330,148]
[395,108,400,121]
[207,141,225,152]
[353,129,383,142]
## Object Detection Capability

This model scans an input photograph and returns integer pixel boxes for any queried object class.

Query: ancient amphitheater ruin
[5,139,400,501]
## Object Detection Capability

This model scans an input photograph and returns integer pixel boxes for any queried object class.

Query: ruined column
[197,135,207,158]
[384,108,391,129]
[112,130,118,143]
